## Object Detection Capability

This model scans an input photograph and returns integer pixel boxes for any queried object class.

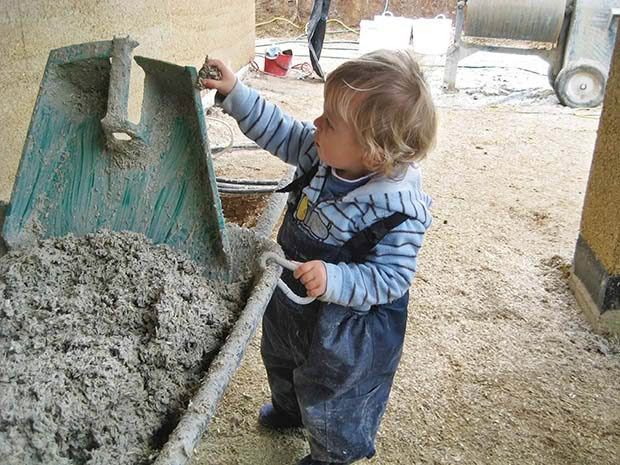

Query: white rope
[259,252,317,305]
[205,116,234,159]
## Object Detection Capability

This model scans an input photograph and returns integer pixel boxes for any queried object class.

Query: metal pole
[443,0,467,91]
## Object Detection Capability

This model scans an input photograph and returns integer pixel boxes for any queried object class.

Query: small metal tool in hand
[196,55,222,89]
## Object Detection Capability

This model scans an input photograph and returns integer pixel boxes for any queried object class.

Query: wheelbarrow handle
[259,252,317,305]
[100,36,141,146]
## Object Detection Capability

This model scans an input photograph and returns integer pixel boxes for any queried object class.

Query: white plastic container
[412,14,453,55]
[373,14,414,49]
[359,19,382,54]
[359,14,413,54]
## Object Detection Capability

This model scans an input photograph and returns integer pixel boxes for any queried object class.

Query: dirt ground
[189,40,620,465]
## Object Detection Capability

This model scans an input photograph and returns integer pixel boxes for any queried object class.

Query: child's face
[313,108,370,180]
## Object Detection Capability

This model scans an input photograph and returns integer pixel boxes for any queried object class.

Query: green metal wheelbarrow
[3,36,234,279]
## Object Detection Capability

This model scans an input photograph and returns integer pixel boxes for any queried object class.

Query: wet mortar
[0,222,272,465]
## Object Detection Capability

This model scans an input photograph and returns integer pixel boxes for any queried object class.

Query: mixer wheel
[547,62,561,89]
[554,60,607,108]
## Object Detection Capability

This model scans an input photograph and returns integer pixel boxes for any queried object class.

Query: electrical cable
[382,0,390,15]
[218,185,279,194]
[216,174,282,194]
[217,177,280,185]
[212,143,262,151]
[205,116,234,158]
[216,173,282,194]
[250,59,314,79]
[206,136,284,194]
[256,39,359,47]
[218,186,279,194]
[325,19,360,34]
[256,17,302,29]
[256,17,360,36]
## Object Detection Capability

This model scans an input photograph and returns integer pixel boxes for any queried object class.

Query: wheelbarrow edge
[154,231,281,465]
[153,170,295,465]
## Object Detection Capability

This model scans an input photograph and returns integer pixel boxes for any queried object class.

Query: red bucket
[264,49,293,76]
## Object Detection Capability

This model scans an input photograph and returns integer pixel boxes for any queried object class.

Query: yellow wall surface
[580,30,620,274]
[0,0,255,201]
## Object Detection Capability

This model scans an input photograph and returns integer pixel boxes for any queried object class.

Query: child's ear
[363,149,388,173]
[361,152,375,170]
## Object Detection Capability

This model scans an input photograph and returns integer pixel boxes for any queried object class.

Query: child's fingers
[207,58,226,69]
[305,281,324,296]
[198,58,236,94]
[305,275,326,297]
[294,262,326,297]
[208,59,235,80]
[199,78,217,89]
[299,272,318,287]
[293,262,313,280]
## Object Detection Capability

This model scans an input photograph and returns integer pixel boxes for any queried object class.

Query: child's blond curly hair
[324,48,437,178]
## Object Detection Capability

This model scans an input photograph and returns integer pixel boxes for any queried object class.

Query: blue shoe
[295,455,351,465]
[258,403,303,429]
[295,455,334,465]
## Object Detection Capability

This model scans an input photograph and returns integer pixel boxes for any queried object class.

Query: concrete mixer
[443,0,620,107]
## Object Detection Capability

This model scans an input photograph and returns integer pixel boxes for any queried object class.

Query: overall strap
[277,163,320,193]
[344,212,409,262]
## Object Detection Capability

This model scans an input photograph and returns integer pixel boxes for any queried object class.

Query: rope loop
[259,252,317,305]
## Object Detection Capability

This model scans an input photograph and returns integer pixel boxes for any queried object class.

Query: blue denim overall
[261,169,409,463]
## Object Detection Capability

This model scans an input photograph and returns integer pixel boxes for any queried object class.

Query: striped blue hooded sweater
[218,80,433,311]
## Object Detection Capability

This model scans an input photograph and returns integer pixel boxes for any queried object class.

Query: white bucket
[373,14,414,49]
[359,14,413,54]
[412,14,452,55]
[359,20,382,54]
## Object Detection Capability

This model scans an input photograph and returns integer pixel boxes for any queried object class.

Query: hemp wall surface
[0,0,255,202]
[580,31,620,274]
[256,0,456,27]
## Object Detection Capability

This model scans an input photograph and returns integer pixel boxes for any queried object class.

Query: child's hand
[294,260,327,298]
[199,58,237,96]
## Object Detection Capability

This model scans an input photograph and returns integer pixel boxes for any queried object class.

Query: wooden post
[570,30,620,336]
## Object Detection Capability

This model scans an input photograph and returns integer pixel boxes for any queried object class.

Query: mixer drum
[464,0,568,43]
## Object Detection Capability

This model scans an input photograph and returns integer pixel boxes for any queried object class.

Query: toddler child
[200,48,437,465]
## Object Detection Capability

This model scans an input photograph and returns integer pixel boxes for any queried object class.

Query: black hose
[211,145,284,194]
[307,0,332,79]
[218,186,278,194]
[217,178,279,186]
[216,177,282,194]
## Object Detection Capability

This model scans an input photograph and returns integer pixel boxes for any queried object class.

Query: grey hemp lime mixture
[0,229,256,464]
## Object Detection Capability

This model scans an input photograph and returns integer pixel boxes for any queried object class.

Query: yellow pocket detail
[296,194,309,221]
